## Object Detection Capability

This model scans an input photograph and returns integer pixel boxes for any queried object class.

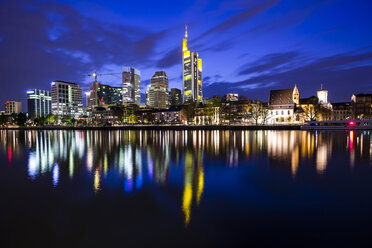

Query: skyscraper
[182,25,203,104]
[5,101,22,114]
[27,89,51,119]
[169,88,182,107]
[51,81,83,118]
[146,71,169,109]
[122,66,141,105]
[87,82,123,106]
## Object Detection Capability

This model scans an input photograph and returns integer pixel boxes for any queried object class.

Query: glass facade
[27,89,51,119]
[182,27,203,103]
[51,81,83,118]
[122,66,141,105]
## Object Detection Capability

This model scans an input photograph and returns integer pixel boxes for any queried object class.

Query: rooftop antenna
[185,25,188,39]
[321,83,323,90]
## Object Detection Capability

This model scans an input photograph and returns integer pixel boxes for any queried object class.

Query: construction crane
[87,70,122,106]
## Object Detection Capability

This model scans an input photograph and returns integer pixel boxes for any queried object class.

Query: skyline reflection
[0,129,371,225]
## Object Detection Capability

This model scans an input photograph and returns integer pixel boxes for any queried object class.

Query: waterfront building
[122,66,141,105]
[268,85,300,123]
[146,71,169,109]
[87,82,123,106]
[169,88,182,107]
[4,101,22,114]
[137,106,186,124]
[226,93,239,102]
[331,102,352,120]
[51,81,83,119]
[351,94,372,118]
[27,89,51,119]
[182,26,203,103]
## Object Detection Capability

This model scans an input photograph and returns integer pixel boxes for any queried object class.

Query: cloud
[0,0,166,108]
[239,51,300,75]
[156,46,181,68]
[200,0,279,38]
[204,48,372,101]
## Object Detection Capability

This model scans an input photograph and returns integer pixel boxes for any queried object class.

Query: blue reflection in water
[52,163,59,187]
[1,129,372,238]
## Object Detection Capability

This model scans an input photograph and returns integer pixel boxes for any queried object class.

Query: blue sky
[0,0,371,108]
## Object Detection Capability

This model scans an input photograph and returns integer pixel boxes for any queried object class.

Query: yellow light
[185,75,191,81]
[185,90,191,96]
[182,39,188,52]
[183,50,190,58]
[198,58,202,71]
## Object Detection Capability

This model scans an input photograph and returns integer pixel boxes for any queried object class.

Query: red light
[349,121,355,126]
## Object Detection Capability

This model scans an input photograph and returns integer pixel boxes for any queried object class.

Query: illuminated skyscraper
[122,66,141,105]
[182,26,203,103]
[4,101,22,114]
[51,81,83,118]
[86,83,123,106]
[170,88,182,107]
[27,89,51,119]
[146,71,169,109]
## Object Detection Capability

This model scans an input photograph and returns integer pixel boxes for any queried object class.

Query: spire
[185,25,188,39]
[321,83,323,90]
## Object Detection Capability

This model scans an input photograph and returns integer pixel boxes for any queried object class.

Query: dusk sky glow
[1,0,371,107]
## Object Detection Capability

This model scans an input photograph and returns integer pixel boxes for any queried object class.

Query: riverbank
[0,124,302,130]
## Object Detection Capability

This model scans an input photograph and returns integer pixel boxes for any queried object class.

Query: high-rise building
[5,101,22,114]
[182,25,203,104]
[87,82,123,106]
[122,66,141,105]
[226,93,239,102]
[169,88,182,107]
[146,71,169,109]
[27,89,51,119]
[51,81,83,118]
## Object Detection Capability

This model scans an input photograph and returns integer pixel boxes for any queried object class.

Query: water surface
[0,130,371,247]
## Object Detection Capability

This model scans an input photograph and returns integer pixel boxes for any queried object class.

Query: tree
[61,115,72,125]
[0,113,7,126]
[128,114,138,124]
[303,104,320,121]
[16,113,27,126]
[222,102,236,124]
[251,101,262,125]
[144,112,155,124]
[184,101,197,123]
[45,114,57,124]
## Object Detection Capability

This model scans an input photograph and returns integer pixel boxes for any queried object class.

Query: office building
[169,88,182,107]
[27,89,51,119]
[87,82,123,106]
[5,101,22,114]
[182,26,203,103]
[51,81,83,118]
[226,93,239,102]
[146,71,169,109]
[122,66,141,105]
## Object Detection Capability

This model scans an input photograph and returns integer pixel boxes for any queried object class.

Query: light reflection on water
[0,129,371,227]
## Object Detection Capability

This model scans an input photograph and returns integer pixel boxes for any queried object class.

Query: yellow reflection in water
[182,152,193,226]
[197,167,204,206]
[94,168,100,192]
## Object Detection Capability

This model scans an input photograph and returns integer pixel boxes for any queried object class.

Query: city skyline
[0,0,372,109]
